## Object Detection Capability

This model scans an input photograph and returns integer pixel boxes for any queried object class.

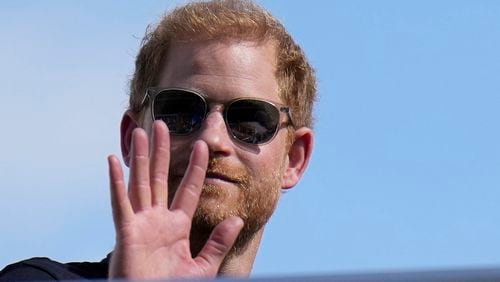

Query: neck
[217,228,264,277]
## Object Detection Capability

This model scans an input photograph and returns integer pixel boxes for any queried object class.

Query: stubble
[184,157,283,257]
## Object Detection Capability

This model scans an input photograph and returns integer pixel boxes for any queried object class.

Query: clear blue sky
[0,0,499,277]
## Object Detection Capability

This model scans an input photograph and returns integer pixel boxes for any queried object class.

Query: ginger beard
[168,157,283,257]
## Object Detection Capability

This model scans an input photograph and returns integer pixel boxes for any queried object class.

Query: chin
[194,181,280,252]
[194,183,243,224]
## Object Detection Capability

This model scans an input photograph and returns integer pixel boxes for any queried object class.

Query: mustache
[169,157,251,185]
[206,158,250,185]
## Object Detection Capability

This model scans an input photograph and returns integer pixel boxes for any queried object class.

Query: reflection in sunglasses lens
[154,92,205,134]
[227,100,279,144]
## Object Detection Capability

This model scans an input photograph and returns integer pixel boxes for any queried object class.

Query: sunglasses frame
[140,87,294,145]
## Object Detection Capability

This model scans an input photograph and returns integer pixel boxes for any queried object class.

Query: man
[0,0,316,280]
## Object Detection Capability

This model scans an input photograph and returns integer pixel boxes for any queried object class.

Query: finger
[108,155,133,227]
[170,140,208,218]
[150,120,170,207]
[194,216,244,274]
[129,128,152,211]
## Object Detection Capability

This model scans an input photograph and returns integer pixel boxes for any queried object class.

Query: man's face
[141,39,290,252]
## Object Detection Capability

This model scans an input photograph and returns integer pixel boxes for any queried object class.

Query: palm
[107,121,243,280]
[114,208,199,277]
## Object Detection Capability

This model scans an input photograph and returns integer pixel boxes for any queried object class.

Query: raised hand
[107,120,243,280]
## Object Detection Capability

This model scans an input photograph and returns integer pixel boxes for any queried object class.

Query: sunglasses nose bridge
[196,108,234,154]
[203,105,228,133]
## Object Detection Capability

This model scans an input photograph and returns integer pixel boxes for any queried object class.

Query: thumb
[194,216,244,274]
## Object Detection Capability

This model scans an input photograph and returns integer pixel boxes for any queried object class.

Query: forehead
[157,39,280,102]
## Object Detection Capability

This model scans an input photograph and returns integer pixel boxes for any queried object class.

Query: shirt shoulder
[0,257,108,281]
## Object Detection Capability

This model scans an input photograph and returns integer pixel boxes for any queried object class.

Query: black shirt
[0,256,108,281]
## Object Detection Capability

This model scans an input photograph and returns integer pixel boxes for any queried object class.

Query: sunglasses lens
[153,90,206,134]
[226,100,280,144]
[151,89,284,144]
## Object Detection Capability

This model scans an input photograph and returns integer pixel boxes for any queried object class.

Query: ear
[281,127,314,189]
[120,110,140,167]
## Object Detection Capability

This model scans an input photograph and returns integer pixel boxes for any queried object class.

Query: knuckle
[184,182,201,197]
[206,239,229,257]
[151,173,168,184]
[132,155,149,161]
[132,183,150,191]
[191,163,207,177]
[112,179,126,187]
[157,146,170,155]
[197,238,229,268]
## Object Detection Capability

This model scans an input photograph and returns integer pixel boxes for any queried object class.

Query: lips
[205,171,239,184]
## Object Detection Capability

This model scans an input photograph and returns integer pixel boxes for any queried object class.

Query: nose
[196,108,234,157]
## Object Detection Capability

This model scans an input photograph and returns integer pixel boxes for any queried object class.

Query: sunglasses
[141,88,294,145]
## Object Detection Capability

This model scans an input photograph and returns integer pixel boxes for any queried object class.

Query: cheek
[167,137,197,178]
[245,146,287,181]
[260,133,288,171]
[140,110,153,132]
[169,131,201,153]
[170,137,191,153]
